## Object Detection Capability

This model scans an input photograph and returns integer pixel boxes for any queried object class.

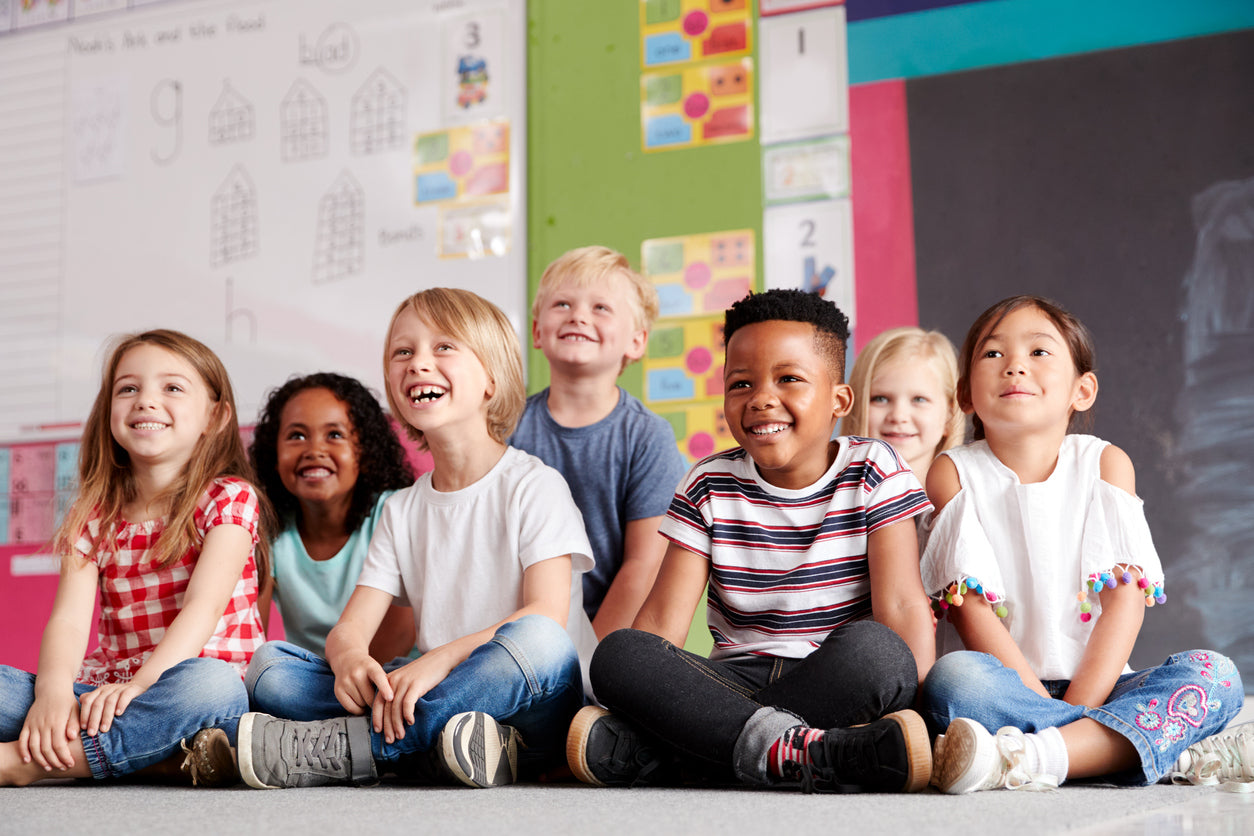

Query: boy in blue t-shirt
[511,246,688,639]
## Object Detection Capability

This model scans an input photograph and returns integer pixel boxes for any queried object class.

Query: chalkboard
[908,29,1254,679]
[0,0,527,438]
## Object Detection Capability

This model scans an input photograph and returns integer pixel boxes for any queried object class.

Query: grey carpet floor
[4,780,1251,836]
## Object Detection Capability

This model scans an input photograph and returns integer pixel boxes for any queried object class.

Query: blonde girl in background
[0,330,272,787]
[844,327,964,483]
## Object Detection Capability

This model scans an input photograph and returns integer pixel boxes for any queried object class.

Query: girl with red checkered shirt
[1,330,274,787]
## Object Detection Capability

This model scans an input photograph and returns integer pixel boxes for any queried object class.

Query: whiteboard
[0,0,527,438]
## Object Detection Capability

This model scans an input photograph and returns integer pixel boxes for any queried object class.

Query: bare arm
[21,556,98,771]
[868,520,936,683]
[926,455,1049,697]
[78,523,254,735]
[1063,445,1144,706]
[368,605,416,664]
[590,515,668,640]
[631,541,709,647]
[257,573,274,636]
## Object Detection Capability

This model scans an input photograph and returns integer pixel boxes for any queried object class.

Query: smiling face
[386,305,495,444]
[276,387,360,514]
[531,277,647,378]
[109,343,217,472]
[865,356,952,475]
[723,319,852,490]
[965,305,1097,439]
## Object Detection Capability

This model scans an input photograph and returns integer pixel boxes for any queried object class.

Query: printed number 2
[800,219,815,247]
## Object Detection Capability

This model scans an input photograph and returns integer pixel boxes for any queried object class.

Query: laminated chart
[0,441,79,546]
[641,58,753,151]
[414,118,509,204]
[642,229,754,318]
[639,0,753,68]
[642,229,756,461]
[657,401,737,461]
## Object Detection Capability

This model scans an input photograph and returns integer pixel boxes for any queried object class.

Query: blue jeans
[0,658,248,780]
[922,649,1244,785]
[245,614,584,776]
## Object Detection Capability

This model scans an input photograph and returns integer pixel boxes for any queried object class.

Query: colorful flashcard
[644,315,726,405]
[442,9,506,125]
[759,6,848,144]
[414,119,510,205]
[640,0,753,68]
[762,135,850,205]
[642,229,755,318]
[14,0,69,30]
[759,0,844,16]
[764,198,856,326]
[641,57,754,151]
[54,442,78,531]
[438,197,511,259]
[657,400,736,462]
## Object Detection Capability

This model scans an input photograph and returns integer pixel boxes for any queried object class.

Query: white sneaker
[932,718,1060,794]
[1171,722,1254,790]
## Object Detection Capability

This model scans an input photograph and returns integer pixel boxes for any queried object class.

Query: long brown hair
[53,330,274,574]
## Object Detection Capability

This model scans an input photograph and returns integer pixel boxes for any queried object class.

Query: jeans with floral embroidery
[922,649,1244,784]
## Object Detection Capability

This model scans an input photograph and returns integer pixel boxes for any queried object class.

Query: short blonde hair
[533,246,661,336]
[384,288,525,449]
[844,326,965,456]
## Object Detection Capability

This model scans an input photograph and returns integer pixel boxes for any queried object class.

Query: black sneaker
[783,709,932,793]
[566,706,674,787]
[238,712,377,789]
[439,711,520,788]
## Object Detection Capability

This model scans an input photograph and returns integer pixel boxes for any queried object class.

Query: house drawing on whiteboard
[211,166,258,267]
[350,68,407,155]
[209,80,254,145]
[313,171,364,284]
[280,80,328,162]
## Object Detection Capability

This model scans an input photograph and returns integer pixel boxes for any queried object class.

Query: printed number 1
[798,27,805,56]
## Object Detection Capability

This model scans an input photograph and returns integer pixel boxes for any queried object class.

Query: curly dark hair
[724,289,850,379]
[249,373,415,534]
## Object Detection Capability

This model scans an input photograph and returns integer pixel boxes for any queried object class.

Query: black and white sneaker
[439,712,520,788]
[783,709,932,793]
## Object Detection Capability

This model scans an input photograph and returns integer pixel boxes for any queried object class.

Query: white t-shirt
[357,446,598,692]
[920,435,1165,681]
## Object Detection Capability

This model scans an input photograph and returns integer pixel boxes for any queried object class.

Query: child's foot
[237,712,376,789]
[772,709,932,793]
[566,706,673,787]
[1171,722,1254,787]
[931,718,1060,793]
[179,728,239,788]
[439,711,519,788]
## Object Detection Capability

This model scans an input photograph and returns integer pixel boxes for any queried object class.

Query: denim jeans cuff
[732,705,803,786]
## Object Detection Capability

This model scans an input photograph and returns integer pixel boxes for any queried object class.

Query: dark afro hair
[724,289,850,378]
[249,373,415,535]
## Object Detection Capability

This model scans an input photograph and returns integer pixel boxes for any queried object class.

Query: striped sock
[769,726,825,777]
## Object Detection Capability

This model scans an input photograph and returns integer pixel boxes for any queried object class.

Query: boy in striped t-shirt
[568,289,937,793]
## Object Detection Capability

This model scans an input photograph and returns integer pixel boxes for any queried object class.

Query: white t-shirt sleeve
[514,464,594,575]
[355,489,410,605]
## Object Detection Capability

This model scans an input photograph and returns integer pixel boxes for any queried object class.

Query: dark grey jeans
[590,620,918,785]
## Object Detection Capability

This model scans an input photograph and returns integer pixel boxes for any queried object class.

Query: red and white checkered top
[75,477,263,685]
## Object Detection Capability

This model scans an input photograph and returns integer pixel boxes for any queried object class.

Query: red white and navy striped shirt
[660,437,931,661]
